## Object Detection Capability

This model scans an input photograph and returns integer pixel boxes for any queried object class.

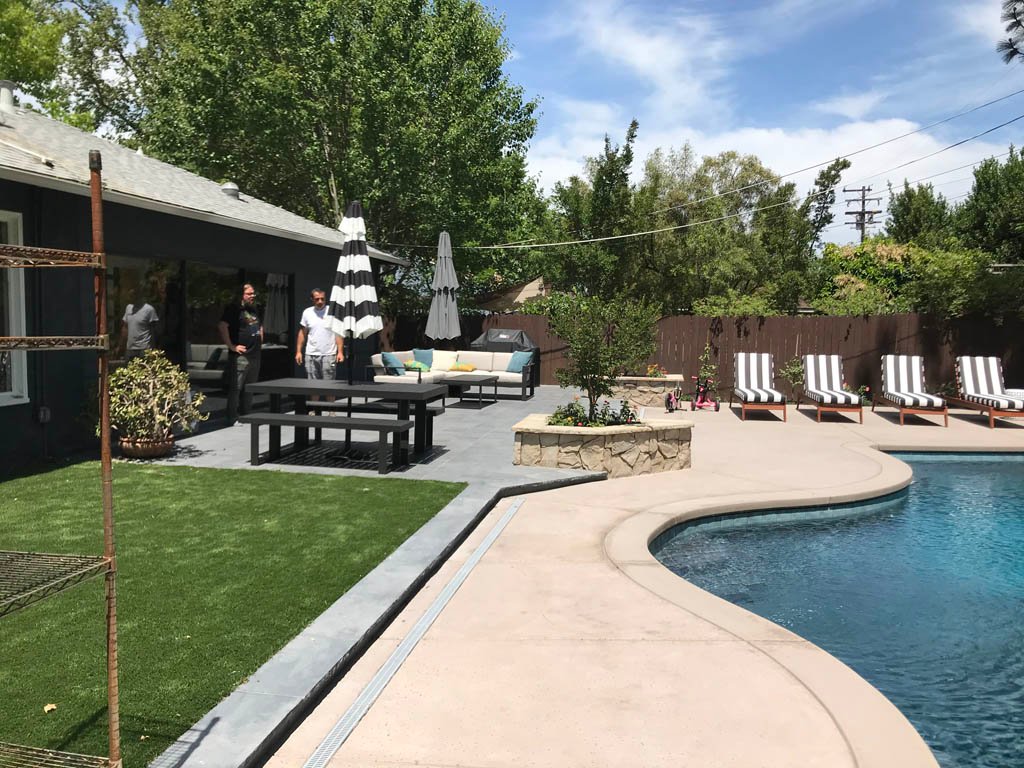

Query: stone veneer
[611,375,688,408]
[512,414,692,478]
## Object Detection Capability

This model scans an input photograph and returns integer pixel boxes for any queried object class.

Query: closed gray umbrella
[424,231,461,341]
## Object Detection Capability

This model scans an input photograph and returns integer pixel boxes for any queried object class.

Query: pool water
[650,454,1024,768]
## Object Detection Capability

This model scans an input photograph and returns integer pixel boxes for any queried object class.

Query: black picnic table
[246,378,447,456]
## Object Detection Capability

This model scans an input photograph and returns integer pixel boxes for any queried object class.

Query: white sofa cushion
[456,350,493,371]
[492,371,528,384]
[492,352,514,371]
[431,349,458,371]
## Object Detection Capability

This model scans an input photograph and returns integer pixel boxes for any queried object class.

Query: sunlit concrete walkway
[266,403,1024,768]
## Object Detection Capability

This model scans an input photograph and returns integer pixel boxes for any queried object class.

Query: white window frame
[0,210,29,407]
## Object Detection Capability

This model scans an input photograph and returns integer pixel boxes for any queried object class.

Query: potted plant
[107,350,208,458]
[778,355,805,403]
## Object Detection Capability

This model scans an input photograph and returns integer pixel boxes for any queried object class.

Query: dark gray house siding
[0,178,384,471]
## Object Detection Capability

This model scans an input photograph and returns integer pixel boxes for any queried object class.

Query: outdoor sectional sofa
[369,348,536,400]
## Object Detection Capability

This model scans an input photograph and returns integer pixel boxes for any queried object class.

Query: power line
[646,85,1024,217]
[455,114,1024,252]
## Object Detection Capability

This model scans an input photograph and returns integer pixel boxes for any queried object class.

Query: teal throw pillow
[506,349,534,373]
[413,348,434,367]
[381,351,405,375]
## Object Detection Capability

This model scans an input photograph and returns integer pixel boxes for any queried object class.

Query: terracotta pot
[118,436,175,459]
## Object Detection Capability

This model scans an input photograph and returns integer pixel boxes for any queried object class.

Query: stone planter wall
[512,414,692,478]
[611,376,687,408]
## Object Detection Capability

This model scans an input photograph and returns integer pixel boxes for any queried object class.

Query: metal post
[90,149,121,765]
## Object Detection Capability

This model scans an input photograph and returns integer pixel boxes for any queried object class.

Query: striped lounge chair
[730,352,786,421]
[951,356,1024,428]
[876,354,948,426]
[800,354,862,423]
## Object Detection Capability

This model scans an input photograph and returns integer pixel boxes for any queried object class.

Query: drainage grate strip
[302,496,526,768]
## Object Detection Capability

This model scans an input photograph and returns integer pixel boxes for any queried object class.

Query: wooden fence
[382,313,1024,397]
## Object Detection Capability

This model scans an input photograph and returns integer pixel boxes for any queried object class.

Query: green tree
[956,148,1024,263]
[541,292,660,421]
[40,0,542,310]
[0,0,64,88]
[886,181,953,248]
[800,158,851,252]
[540,120,641,298]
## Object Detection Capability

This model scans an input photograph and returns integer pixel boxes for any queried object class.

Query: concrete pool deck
[266,403,1024,768]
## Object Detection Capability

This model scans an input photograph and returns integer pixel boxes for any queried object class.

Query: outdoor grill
[470,328,540,387]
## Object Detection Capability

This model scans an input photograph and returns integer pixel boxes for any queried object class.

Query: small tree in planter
[778,355,805,403]
[542,292,661,422]
[107,350,208,457]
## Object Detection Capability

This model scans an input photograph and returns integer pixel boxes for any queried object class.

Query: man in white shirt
[295,288,344,380]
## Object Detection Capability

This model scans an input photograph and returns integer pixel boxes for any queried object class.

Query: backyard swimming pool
[651,453,1024,768]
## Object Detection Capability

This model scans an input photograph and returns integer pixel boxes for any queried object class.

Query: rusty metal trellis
[0,335,108,351]
[0,151,121,766]
[0,742,112,768]
[0,243,102,268]
[0,551,111,619]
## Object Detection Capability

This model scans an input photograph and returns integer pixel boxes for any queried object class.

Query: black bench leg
[269,424,281,459]
[250,423,260,466]
[378,433,389,474]
[426,413,433,448]
[392,430,403,469]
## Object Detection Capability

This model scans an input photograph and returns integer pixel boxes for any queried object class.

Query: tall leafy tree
[885,181,953,248]
[800,157,851,252]
[541,120,640,298]
[34,0,542,310]
[0,0,64,88]
[956,148,1024,262]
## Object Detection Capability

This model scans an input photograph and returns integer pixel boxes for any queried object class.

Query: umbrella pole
[345,334,353,451]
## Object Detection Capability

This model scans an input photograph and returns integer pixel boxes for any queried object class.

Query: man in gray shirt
[122,302,159,362]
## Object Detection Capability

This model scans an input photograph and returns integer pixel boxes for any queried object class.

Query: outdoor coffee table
[445,373,499,408]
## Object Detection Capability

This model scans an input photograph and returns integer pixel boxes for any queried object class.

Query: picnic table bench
[238,412,412,474]
[305,399,445,446]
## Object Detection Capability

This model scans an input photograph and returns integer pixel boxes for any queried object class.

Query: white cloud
[528,97,624,188]
[813,90,887,120]
[952,0,1006,44]
[553,0,731,121]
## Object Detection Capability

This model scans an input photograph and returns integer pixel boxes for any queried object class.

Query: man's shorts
[305,355,337,380]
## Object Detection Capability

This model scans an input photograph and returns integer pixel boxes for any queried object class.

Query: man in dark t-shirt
[218,284,264,424]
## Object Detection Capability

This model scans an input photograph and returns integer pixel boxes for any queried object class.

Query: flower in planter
[646,363,668,378]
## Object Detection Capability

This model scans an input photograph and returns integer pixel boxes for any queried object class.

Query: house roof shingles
[0,107,404,265]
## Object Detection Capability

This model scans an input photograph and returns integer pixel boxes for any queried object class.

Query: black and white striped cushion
[881,354,944,408]
[957,356,1024,410]
[802,354,859,405]
[734,352,785,403]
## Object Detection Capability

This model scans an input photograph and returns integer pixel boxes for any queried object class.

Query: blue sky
[485,0,1024,242]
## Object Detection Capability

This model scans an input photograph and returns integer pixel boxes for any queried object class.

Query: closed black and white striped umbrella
[424,231,461,341]
[326,200,384,383]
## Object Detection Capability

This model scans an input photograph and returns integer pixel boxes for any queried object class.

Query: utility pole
[843,185,883,243]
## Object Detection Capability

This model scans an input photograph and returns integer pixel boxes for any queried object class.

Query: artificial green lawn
[0,462,465,766]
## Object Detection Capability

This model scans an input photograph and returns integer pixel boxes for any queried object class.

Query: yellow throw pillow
[404,360,430,372]
[450,362,477,372]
